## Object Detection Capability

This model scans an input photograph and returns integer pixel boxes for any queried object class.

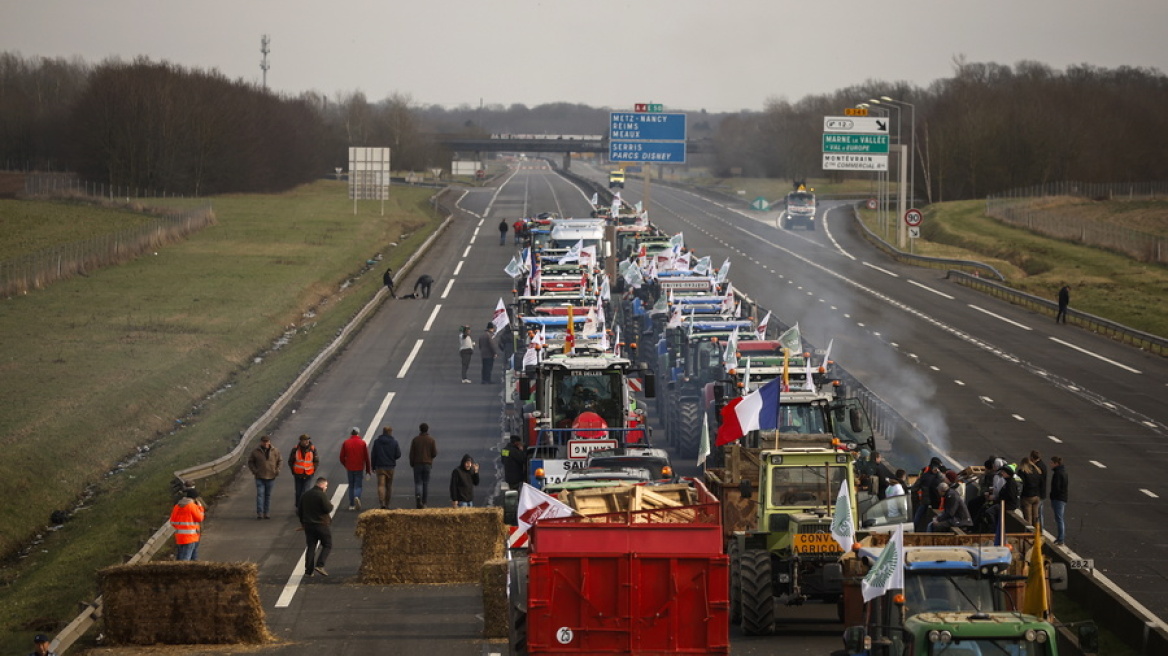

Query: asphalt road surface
[194,161,1166,654]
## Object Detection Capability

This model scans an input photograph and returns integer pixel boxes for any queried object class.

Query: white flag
[491,298,509,333]
[589,192,599,207]
[756,311,771,341]
[830,479,856,554]
[862,524,905,602]
[583,306,598,335]
[512,483,577,546]
[669,232,684,249]
[614,324,621,357]
[723,327,739,370]
[716,258,731,284]
[504,255,523,279]
[779,322,801,356]
[560,239,584,264]
[522,346,538,368]
[599,276,611,302]
[693,255,712,276]
[697,417,711,466]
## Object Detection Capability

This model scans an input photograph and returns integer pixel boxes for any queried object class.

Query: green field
[0,180,443,653]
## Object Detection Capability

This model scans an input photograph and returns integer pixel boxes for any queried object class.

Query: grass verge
[0,180,442,654]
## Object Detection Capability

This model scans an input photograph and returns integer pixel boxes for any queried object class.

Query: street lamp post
[881,96,916,208]
[871,99,906,248]
[856,103,891,240]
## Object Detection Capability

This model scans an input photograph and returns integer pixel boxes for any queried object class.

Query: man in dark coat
[382,267,396,298]
[450,454,480,507]
[414,274,434,299]
[501,435,528,489]
[298,477,333,577]
[371,426,402,509]
[478,324,500,384]
[1056,284,1070,323]
[1050,456,1069,545]
[909,457,945,532]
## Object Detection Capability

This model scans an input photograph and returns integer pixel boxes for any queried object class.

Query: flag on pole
[669,232,684,249]
[716,258,731,284]
[756,311,771,341]
[613,324,621,357]
[634,200,643,213]
[723,327,739,370]
[1022,522,1050,619]
[522,345,539,368]
[511,483,577,547]
[583,306,598,335]
[830,479,856,554]
[716,377,782,446]
[504,255,523,279]
[491,298,509,333]
[560,239,584,264]
[778,322,801,355]
[693,255,712,276]
[599,276,611,302]
[861,524,905,602]
[821,338,834,370]
[589,192,599,207]
[697,417,711,466]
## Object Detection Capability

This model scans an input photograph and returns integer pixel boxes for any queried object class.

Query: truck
[782,184,817,230]
[609,169,625,189]
[506,480,729,655]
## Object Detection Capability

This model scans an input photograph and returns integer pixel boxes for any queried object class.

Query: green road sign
[751,197,770,211]
[822,133,889,154]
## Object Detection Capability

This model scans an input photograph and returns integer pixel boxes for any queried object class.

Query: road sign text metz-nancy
[609,113,687,141]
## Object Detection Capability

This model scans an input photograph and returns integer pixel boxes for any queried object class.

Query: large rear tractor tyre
[728,540,742,625]
[676,399,702,458]
[740,549,776,636]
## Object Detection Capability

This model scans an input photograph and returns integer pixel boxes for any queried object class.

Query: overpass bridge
[433,134,712,169]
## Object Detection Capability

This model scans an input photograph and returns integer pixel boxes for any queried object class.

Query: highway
[195,160,1167,654]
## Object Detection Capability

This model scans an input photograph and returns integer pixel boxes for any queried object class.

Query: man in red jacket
[339,427,371,510]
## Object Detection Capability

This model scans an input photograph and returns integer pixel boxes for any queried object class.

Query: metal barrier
[51,188,459,654]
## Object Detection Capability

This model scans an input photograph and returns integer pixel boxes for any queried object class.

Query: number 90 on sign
[904,208,923,227]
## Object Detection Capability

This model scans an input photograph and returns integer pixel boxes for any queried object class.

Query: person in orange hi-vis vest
[170,488,205,561]
[289,434,319,512]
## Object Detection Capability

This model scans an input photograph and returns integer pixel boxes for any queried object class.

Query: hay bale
[481,558,509,638]
[98,561,271,645]
[355,508,505,584]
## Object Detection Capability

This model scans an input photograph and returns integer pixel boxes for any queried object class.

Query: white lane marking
[929,366,940,371]
[862,262,900,278]
[423,305,442,332]
[1049,337,1142,374]
[396,339,424,378]
[954,380,966,386]
[440,279,455,299]
[452,260,464,276]
[968,304,1033,331]
[908,279,955,299]
[1012,414,1026,422]
[462,245,472,258]
[1048,435,1063,444]
[1089,460,1107,469]
[822,206,856,260]
[1141,489,1159,499]
[275,394,394,607]
[979,396,995,404]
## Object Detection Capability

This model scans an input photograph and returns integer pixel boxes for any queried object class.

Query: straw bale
[98,561,271,645]
[480,559,509,638]
[355,508,505,584]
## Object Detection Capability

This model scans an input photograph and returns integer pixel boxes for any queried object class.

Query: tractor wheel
[740,549,776,636]
[676,399,702,458]
[728,540,742,624]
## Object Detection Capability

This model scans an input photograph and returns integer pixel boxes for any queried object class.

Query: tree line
[2,52,1165,200]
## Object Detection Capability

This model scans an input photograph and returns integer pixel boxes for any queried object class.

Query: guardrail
[848,203,1006,281]
[51,188,459,654]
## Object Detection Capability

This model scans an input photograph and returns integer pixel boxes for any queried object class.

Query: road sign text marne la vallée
[822,133,889,154]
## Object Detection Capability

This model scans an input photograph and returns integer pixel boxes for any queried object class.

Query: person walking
[501,435,528,490]
[1056,284,1070,323]
[339,427,371,510]
[450,454,481,507]
[371,426,402,509]
[298,477,333,577]
[458,325,474,383]
[382,267,396,298]
[170,488,205,561]
[512,219,525,245]
[414,274,434,299]
[478,323,500,384]
[289,434,319,512]
[247,434,282,520]
[1050,456,1069,545]
[409,423,438,508]
[498,219,509,245]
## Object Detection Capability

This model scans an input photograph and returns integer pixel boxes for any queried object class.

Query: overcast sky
[5,0,1166,113]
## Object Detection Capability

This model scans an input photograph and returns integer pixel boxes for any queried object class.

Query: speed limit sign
[904,208,923,227]
[866,198,877,210]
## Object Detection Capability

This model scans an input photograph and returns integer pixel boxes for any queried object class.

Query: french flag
[715,377,782,446]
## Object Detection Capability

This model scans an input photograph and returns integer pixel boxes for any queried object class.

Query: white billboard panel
[348,147,391,200]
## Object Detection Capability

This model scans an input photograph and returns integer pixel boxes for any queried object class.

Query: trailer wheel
[740,549,776,635]
[507,558,529,656]
[728,540,742,624]
[676,399,701,458]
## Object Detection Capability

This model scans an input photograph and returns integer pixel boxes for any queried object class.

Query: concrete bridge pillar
[562,152,571,171]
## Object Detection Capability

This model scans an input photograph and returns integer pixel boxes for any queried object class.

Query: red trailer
[508,481,729,655]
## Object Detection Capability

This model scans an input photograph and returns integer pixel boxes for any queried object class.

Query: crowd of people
[858,449,1070,544]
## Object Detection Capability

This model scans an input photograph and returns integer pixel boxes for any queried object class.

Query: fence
[0,204,215,298]
[985,181,1168,264]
